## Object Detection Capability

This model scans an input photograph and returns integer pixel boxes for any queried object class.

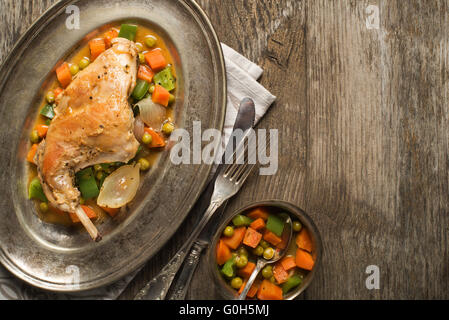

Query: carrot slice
[69,205,97,224]
[216,239,232,266]
[295,248,315,271]
[89,38,106,60]
[137,65,155,83]
[27,144,38,164]
[257,280,283,300]
[273,263,289,284]
[247,281,260,298]
[152,84,170,107]
[247,207,269,221]
[238,279,247,295]
[243,227,262,248]
[222,227,246,250]
[56,62,72,88]
[249,218,265,231]
[238,261,256,279]
[104,29,119,48]
[100,206,119,217]
[35,125,48,138]
[263,230,282,246]
[280,256,297,271]
[296,228,313,252]
[144,127,166,148]
[144,49,167,71]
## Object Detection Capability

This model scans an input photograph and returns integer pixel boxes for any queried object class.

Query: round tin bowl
[208,200,322,300]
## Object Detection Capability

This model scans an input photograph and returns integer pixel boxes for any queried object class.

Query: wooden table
[1,0,448,299]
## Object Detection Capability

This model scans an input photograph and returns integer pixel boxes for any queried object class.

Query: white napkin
[0,43,276,300]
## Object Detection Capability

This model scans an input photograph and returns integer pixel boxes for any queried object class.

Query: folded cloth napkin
[0,43,276,300]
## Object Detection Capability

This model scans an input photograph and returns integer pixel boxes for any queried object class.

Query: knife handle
[167,240,209,300]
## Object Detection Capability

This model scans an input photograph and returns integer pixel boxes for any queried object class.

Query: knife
[166,98,256,300]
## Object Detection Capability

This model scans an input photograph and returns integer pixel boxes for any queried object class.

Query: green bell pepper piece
[40,104,55,119]
[118,24,138,41]
[282,274,303,294]
[221,256,236,278]
[76,167,99,199]
[132,79,150,101]
[153,67,176,92]
[266,214,285,237]
[28,177,48,202]
[232,214,253,227]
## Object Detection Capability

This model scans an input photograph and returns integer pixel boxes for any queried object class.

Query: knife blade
[166,97,255,300]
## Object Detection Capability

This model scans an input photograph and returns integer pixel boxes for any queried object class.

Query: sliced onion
[136,96,166,131]
[133,116,145,142]
[97,164,140,209]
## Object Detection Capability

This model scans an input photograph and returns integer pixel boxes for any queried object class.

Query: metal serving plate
[0,0,226,291]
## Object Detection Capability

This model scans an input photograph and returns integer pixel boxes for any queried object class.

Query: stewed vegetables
[26,22,177,227]
[215,206,316,300]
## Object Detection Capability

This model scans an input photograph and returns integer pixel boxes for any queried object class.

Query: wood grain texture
[1,0,448,299]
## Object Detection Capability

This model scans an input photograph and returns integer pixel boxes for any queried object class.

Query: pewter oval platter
[0,0,226,291]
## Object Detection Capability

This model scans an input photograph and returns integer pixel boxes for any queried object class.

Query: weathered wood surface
[1,0,448,299]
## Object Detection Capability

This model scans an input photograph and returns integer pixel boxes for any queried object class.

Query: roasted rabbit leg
[36,38,140,241]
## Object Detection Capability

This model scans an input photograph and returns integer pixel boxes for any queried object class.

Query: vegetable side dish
[215,207,316,300]
[27,23,177,241]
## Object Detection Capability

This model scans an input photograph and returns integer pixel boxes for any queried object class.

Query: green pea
[252,245,264,256]
[168,94,175,105]
[149,84,155,94]
[223,226,234,237]
[139,53,146,64]
[293,220,303,232]
[94,164,103,172]
[261,265,273,279]
[142,132,153,145]
[259,240,270,249]
[237,247,249,257]
[79,58,90,70]
[162,122,174,135]
[138,158,151,171]
[263,247,275,260]
[231,252,238,259]
[96,171,105,181]
[269,276,276,284]
[145,36,157,48]
[70,64,79,76]
[235,255,248,269]
[30,130,40,143]
[39,202,49,213]
[46,91,55,104]
[230,277,243,290]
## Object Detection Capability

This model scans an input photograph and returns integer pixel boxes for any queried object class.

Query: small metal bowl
[208,200,322,300]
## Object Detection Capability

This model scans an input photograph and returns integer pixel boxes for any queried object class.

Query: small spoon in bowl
[237,215,293,300]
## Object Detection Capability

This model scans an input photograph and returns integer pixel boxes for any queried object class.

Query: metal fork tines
[134,129,262,300]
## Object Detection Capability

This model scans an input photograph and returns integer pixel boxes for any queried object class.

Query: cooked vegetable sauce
[27,23,176,227]
[216,207,316,300]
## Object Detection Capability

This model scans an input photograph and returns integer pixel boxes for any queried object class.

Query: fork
[134,132,257,300]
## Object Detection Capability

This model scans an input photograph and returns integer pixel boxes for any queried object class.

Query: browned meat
[35,38,140,241]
